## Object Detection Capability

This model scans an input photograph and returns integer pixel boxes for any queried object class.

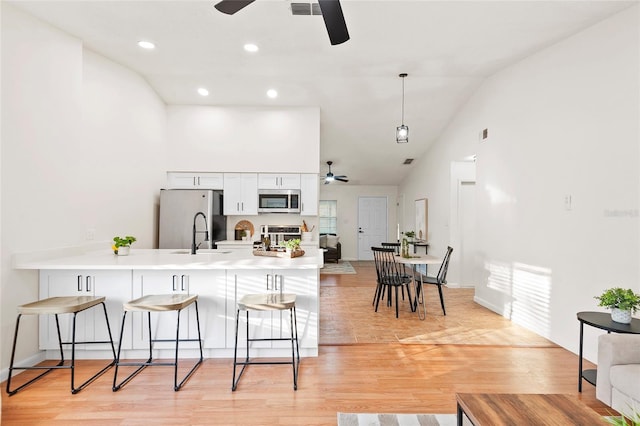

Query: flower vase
[116,246,130,256]
[611,308,632,324]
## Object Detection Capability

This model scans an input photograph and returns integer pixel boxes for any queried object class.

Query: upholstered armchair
[596,333,640,417]
[319,234,341,263]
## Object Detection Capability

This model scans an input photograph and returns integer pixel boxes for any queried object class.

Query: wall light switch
[564,195,572,211]
[86,228,96,240]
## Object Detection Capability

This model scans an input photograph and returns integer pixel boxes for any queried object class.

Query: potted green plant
[604,405,640,426]
[283,238,301,254]
[595,287,640,324]
[112,235,136,256]
[404,231,416,241]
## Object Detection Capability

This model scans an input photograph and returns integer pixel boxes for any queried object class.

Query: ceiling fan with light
[213,0,350,46]
[323,161,348,184]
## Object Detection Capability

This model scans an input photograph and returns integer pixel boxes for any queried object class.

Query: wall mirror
[415,198,428,241]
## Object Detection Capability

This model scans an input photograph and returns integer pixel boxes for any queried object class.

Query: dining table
[396,254,442,320]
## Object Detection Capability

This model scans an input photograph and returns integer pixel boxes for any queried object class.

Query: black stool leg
[173,301,204,391]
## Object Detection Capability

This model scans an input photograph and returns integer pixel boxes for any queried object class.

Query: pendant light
[396,73,409,144]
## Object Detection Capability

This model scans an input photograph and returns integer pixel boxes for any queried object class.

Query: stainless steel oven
[257,189,301,214]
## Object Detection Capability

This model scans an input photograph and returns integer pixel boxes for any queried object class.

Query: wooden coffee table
[456,393,606,425]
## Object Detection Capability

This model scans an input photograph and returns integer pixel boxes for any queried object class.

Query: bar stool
[6,296,116,395]
[232,293,300,391]
[112,294,203,392]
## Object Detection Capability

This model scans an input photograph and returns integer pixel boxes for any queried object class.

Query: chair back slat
[436,246,454,284]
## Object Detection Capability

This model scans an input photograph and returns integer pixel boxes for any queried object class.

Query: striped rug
[337,413,459,426]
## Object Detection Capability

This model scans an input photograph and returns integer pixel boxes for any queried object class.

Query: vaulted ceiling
[9,0,634,185]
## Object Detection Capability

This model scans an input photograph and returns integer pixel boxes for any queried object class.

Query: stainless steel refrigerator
[159,189,227,249]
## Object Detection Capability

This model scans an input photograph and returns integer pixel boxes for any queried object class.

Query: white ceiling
[9,0,634,185]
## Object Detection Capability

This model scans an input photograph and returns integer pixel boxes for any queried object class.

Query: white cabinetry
[226,269,317,350]
[167,172,224,189]
[132,270,226,349]
[223,173,258,215]
[258,173,301,190]
[300,173,319,216]
[39,270,133,352]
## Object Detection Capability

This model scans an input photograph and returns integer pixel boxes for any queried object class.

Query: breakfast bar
[14,248,323,361]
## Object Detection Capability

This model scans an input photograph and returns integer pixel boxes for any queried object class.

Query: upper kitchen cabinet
[258,174,301,190]
[300,174,319,216]
[223,173,258,215]
[167,172,224,189]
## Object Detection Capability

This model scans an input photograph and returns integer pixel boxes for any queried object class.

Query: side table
[576,311,640,392]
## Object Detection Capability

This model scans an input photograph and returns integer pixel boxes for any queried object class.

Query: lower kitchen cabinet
[226,269,318,350]
[39,270,133,352]
[37,265,317,358]
[132,270,226,350]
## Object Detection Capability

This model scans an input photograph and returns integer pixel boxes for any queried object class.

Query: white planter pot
[116,246,130,256]
[611,308,632,324]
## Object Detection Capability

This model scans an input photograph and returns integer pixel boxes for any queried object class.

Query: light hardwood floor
[1,261,608,425]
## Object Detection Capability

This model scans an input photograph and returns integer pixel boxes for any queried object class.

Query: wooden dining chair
[371,247,413,318]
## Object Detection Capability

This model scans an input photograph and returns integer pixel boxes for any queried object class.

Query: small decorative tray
[252,249,305,258]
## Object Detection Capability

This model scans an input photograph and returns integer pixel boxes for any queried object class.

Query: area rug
[337,413,459,426]
[321,260,356,274]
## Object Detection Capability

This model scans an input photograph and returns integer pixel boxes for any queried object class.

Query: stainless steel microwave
[258,189,301,214]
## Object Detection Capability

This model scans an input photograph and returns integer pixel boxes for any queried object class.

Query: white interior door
[459,181,477,287]
[357,197,387,260]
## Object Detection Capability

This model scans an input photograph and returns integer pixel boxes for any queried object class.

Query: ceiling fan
[213,0,350,46]
[323,161,348,184]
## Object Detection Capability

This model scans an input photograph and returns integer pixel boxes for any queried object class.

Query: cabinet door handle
[181,274,188,292]
[86,276,92,292]
[237,202,240,211]
[197,177,201,186]
[274,274,279,291]
[172,275,178,291]
[193,177,197,186]
[241,202,244,211]
[266,274,271,290]
[77,275,83,292]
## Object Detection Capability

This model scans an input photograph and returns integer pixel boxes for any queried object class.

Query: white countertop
[215,240,254,246]
[13,248,324,270]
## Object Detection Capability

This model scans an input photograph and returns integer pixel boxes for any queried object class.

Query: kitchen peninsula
[14,248,323,360]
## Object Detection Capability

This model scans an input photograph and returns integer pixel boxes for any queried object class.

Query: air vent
[403,158,414,165]
[291,2,322,16]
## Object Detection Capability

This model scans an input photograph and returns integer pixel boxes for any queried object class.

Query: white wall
[320,184,398,260]
[1,4,167,371]
[399,6,639,362]
[166,105,320,173]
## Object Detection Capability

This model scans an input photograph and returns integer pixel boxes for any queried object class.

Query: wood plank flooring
[1,261,608,425]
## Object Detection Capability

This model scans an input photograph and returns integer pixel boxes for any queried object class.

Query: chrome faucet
[191,212,209,255]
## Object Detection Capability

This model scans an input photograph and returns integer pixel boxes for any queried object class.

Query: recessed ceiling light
[137,40,155,50]
[266,89,278,99]
[244,43,259,53]
[197,88,209,97]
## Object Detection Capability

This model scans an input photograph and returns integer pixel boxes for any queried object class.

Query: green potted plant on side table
[112,235,136,256]
[594,287,640,324]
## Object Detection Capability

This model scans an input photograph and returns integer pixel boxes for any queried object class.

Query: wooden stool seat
[6,296,115,396]
[112,293,203,392]
[18,296,106,315]
[232,292,300,391]
[238,293,296,311]
[123,294,198,312]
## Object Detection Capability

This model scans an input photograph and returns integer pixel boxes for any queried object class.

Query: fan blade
[214,0,255,15]
[335,177,349,182]
[318,0,350,46]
